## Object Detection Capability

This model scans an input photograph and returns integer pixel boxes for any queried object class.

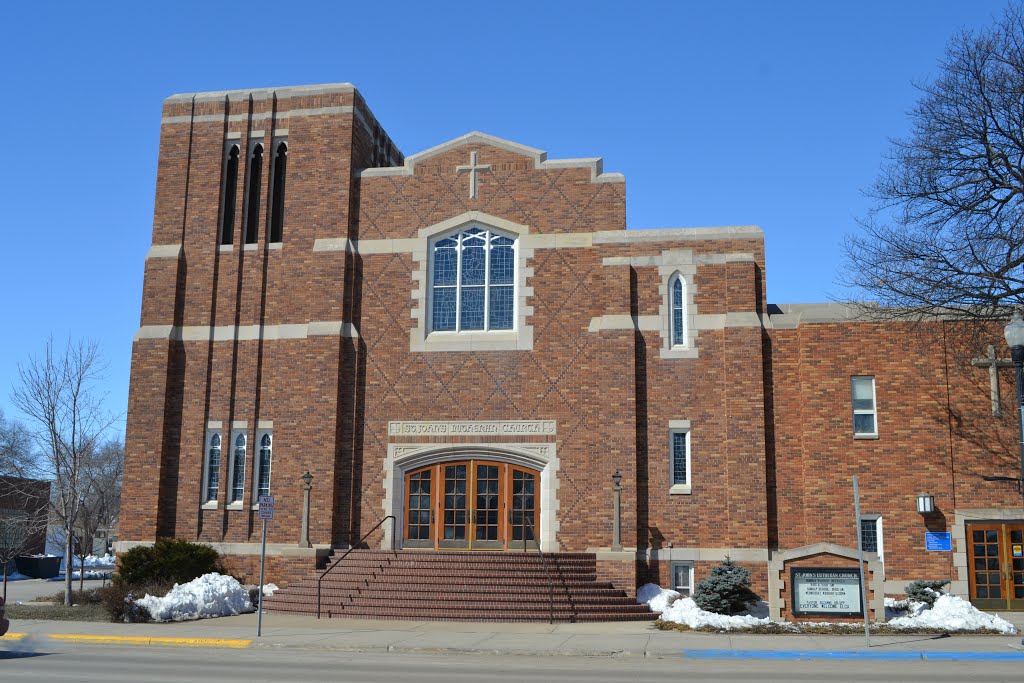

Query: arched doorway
[402,460,540,550]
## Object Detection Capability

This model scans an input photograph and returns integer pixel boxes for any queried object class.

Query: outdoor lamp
[916,492,935,514]
[301,470,313,488]
[611,470,622,488]
[1004,309,1024,349]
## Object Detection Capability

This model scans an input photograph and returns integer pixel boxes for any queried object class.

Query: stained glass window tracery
[430,227,516,332]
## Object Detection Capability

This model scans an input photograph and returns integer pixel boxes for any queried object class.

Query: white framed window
[852,376,878,438]
[860,515,884,579]
[669,421,691,494]
[227,430,247,507]
[669,273,686,347]
[253,430,272,500]
[428,225,516,333]
[670,561,694,597]
[201,429,222,509]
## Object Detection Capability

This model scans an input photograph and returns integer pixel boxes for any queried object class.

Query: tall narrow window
[244,143,263,244]
[256,432,272,497]
[852,376,878,437]
[429,226,516,332]
[860,516,884,578]
[671,430,689,486]
[221,146,240,245]
[670,274,686,346]
[269,141,287,243]
[204,432,221,504]
[230,432,246,503]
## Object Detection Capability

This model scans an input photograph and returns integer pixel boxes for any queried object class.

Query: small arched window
[221,146,240,245]
[245,143,263,244]
[671,274,686,347]
[257,433,272,497]
[205,433,221,503]
[230,433,246,503]
[269,142,287,243]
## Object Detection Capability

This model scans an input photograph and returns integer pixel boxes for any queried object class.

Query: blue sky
[0,1,1012,436]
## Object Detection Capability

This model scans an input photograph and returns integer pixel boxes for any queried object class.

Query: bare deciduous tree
[72,439,122,590]
[0,408,34,478]
[843,5,1024,321]
[10,338,115,606]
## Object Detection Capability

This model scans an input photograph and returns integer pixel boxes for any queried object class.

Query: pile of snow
[2,571,32,581]
[261,583,279,597]
[134,573,254,622]
[71,554,115,567]
[637,583,771,630]
[886,594,1016,634]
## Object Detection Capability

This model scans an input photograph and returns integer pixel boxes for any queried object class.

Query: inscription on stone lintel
[388,420,556,437]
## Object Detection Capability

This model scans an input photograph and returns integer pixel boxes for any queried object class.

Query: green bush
[905,579,949,607]
[95,582,161,623]
[692,556,761,615]
[116,538,222,587]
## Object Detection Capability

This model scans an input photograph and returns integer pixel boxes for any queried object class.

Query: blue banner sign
[925,532,952,551]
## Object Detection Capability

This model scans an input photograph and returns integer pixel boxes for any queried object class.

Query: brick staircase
[262,550,655,622]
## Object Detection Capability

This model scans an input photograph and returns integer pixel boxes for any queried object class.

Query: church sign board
[790,567,864,617]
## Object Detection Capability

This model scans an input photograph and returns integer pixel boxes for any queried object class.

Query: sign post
[852,476,870,647]
[257,495,274,637]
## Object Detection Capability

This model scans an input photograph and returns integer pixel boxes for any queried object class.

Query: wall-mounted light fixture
[916,492,935,514]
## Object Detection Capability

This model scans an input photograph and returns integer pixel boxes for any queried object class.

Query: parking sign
[258,495,274,520]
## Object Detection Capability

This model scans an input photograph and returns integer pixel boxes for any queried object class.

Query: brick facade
[120,83,1024,618]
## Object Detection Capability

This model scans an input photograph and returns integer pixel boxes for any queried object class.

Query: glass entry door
[403,460,540,551]
[967,522,1024,611]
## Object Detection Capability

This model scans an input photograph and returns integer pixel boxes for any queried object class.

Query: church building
[119,83,1024,621]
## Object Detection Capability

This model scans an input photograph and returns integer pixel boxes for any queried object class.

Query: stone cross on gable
[972,344,1013,416]
[456,151,492,200]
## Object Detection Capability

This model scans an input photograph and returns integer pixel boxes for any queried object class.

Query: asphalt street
[1,644,1022,683]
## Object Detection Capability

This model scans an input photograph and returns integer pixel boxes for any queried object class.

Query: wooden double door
[967,522,1024,611]
[403,460,540,550]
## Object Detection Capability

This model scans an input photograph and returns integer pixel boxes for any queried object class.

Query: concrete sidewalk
[3,611,1024,659]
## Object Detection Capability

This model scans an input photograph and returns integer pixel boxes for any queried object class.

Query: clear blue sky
[0,1,1012,436]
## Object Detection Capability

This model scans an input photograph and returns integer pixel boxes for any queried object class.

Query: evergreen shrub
[116,538,222,587]
[905,579,949,607]
[692,556,761,615]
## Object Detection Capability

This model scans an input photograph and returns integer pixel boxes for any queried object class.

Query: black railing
[521,515,554,625]
[317,515,396,619]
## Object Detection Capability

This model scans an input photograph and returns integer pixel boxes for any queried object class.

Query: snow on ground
[886,594,1017,634]
[1,571,32,581]
[637,583,771,630]
[639,583,1017,633]
[261,583,279,597]
[135,573,254,622]
[71,554,115,567]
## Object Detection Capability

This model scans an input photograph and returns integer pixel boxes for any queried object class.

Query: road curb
[1,633,251,649]
[682,648,1024,661]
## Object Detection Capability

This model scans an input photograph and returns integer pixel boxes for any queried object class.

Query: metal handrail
[317,515,396,619]
[523,515,553,625]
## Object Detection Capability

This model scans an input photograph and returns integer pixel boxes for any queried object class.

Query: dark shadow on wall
[334,246,367,547]
[156,253,188,539]
[760,267,778,551]
[631,267,651,579]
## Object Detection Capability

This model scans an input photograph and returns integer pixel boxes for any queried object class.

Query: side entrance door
[967,522,1024,611]
[402,460,540,551]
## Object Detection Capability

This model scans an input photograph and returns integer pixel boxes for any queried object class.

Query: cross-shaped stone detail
[972,344,1013,416]
[456,151,492,200]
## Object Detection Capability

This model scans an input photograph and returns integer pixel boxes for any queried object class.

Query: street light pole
[1003,309,1024,495]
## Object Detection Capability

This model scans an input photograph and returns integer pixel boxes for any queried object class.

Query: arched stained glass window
[269,142,287,243]
[230,433,246,503]
[257,433,272,497]
[671,274,686,347]
[205,433,221,503]
[244,143,263,244]
[221,146,240,245]
[430,227,515,332]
